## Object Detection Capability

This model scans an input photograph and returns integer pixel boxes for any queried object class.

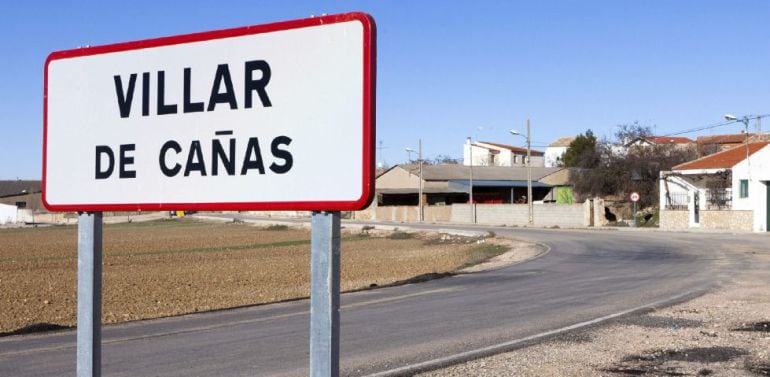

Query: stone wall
[659,209,754,232]
[659,210,688,230]
[701,210,753,232]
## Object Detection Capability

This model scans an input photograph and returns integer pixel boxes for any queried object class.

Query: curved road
[0,220,764,376]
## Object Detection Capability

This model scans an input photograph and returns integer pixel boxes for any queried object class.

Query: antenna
[376,140,388,167]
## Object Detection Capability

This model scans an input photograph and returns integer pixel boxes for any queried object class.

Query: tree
[569,123,698,208]
[561,130,599,168]
[427,155,461,165]
[614,121,652,145]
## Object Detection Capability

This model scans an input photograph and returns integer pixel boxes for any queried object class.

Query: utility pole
[406,142,424,222]
[526,119,533,226]
[468,137,474,223]
[418,139,423,222]
[376,140,388,168]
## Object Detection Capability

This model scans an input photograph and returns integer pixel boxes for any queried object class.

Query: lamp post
[467,137,474,223]
[406,140,423,222]
[724,114,752,177]
[510,119,533,226]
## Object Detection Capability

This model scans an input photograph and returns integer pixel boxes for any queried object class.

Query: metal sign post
[630,192,640,227]
[310,211,341,377]
[44,12,374,377]
[77,212,103,377]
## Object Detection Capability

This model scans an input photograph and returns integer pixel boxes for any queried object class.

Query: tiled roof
[672,142,769,171]
[696,133,753,145]
[548,137,575,147]
[476,141,545,156]
[646,136,693,144]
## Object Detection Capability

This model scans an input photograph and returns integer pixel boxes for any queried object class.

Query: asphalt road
[0,219,764,376]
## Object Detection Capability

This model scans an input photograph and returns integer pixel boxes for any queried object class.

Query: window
[15,201,26,208]
[740,179,749,198]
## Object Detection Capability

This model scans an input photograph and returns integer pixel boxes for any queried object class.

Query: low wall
[659,210,688,230]
[243,211,312,218]
[451,203,588,227]
[659,209,753,232]
[701,210,753,232]
[358,205,452,223]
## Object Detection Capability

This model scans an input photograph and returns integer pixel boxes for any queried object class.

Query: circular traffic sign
[630,192,640,202]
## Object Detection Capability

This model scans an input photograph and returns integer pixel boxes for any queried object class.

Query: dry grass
[0,219,494,334]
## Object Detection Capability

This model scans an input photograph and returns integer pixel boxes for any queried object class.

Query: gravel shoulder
[419,248,770,377]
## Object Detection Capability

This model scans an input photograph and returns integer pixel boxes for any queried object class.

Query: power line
[663,114,770,137]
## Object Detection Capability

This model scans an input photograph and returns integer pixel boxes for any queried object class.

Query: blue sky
[2,1,769,178]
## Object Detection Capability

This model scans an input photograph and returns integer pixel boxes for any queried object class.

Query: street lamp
[724,113,752,179]
[405,140,423,222]
[510,119,533,226]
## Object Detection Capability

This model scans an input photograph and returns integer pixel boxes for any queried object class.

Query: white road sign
[630,192,640,202]
[44,13,375,211]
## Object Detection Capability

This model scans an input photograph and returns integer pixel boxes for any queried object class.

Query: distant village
[2,129,770,233]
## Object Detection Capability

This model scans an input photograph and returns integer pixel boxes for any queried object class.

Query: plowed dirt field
[0,219,503,334]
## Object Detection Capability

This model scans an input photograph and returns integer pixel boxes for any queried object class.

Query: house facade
[463,140,545,167]
[544,137,574,168]
[626,136,694,150]
[659,142,770,232]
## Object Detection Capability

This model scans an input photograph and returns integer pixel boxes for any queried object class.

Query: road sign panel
[630,192,640,202]
[44,12,376,212]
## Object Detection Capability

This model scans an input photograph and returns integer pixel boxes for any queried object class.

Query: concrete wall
[451,203,588,227]
[0,203,16,224]
[244,211,312,218]
[0,192,44,212]
[355,205,452,223]
[659,210,688,230]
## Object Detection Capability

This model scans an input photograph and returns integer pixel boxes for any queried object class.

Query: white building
[0,203,17,225]
[626,136,694,151]
[463,139,544,167]
[544,137,574,167]
[659,141,770,232]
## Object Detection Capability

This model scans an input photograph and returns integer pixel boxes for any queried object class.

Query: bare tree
[570,123,698,208]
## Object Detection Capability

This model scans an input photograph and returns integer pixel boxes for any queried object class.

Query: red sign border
[630,192,640,202]
[43,12,376,212]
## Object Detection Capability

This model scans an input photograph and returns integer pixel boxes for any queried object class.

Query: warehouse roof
[0,180,41,198]
[398,164,563,181]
